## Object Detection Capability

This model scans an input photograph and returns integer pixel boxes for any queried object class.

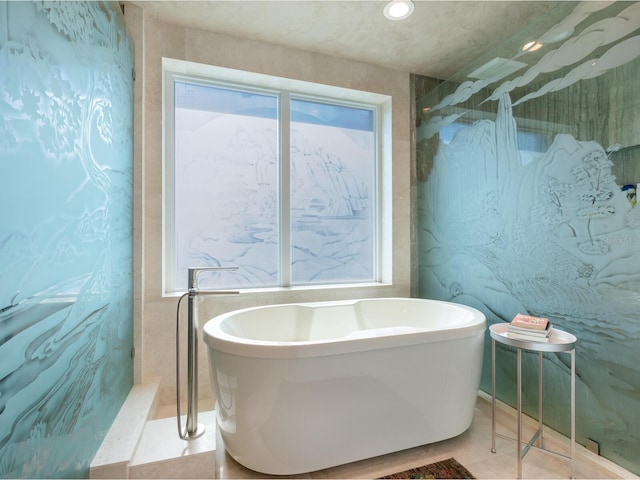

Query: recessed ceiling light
[383,0,415,21]
[522,41,543,52]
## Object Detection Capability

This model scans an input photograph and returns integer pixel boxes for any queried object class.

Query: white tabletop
[490,323,577,353]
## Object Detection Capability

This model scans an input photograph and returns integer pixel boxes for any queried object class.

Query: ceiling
[126,0,560,80]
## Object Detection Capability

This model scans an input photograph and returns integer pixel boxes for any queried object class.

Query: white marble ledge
[90,379,161,478]
[131,410,216,467]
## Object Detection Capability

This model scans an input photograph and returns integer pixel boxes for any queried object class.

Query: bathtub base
[211,333,483,475]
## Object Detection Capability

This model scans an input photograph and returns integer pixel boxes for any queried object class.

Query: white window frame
[162,57,392,294]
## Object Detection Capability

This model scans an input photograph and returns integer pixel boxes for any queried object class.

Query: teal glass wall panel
[416,1,640,475]
[0,1,133,477]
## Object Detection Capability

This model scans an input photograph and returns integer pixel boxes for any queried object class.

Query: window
[164,59,391,293]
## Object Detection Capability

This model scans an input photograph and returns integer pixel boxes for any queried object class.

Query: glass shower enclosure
[416,1,640,475]
[0,1,134,477]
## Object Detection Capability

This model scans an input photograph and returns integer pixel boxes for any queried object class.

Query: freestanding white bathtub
[203,297,486,475]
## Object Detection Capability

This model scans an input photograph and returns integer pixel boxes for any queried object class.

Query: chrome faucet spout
[189,289,240,296]
[188,266,238,292]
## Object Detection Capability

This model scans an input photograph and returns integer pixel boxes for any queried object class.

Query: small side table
[490,323,577,479]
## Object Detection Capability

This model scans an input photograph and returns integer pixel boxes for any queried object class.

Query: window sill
[163,281,392,299]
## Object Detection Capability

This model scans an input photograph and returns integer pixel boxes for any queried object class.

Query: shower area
[0,1,133,478]
[415,1,640,475]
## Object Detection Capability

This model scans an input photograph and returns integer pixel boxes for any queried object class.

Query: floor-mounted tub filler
[175,267,238,440]
[203,297,486,475]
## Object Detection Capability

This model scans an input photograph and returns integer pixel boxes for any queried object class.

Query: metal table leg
[538,351,543,450]
[492,338,496,454]
[571,348,575,479]
[517,347,522,479]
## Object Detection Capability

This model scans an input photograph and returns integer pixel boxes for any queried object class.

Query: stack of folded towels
[507,313,552,342]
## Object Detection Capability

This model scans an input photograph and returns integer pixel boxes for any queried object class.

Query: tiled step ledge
[89,379,161,479]
[130,410,216,479]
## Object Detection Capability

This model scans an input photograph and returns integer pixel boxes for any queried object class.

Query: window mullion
[280,92,291,287]
[165,73,177,294]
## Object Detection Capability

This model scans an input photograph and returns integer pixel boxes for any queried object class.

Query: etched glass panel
[173,81,279,290]
[416,2,640,474]
[170,81,377,290]
[0,1,133,477]
[290,99,375,285]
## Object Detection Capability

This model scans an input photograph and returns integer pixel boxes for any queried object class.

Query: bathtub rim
[203,297,486,359]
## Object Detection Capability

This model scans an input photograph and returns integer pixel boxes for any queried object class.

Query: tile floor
[212,392,637,479]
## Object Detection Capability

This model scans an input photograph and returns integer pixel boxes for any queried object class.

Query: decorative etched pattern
[418,3,640,474]
[0,1,133,477]
[173,100,374,291]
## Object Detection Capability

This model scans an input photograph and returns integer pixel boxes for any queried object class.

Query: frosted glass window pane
[168,77,381,291]
[173,82,279,290]
[290,99,375,285]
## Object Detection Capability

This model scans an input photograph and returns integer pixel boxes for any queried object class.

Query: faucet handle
[188,266,238,290]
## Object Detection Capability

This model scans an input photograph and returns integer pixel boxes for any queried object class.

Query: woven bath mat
[381,457,476,479]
